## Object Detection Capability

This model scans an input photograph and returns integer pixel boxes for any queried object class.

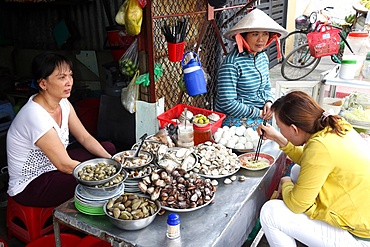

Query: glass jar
[177,123,194,148]
[193,124,212,145]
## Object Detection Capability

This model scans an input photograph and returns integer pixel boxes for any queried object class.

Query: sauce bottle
[193,124,212,145]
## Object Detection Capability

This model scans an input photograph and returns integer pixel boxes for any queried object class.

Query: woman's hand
[262,101,273,120]
[257,122,288,148]
[276,176,292,198]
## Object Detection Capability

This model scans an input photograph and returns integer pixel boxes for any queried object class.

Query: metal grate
[148,0,260,111]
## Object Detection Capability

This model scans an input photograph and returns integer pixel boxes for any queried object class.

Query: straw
[254,119,267,162]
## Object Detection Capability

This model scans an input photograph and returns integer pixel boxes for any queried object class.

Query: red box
[157,104,225,134]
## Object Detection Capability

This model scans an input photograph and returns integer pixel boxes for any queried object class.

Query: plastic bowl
[322,97,343,115]
[104,194,161,230]
[73,158,122,187]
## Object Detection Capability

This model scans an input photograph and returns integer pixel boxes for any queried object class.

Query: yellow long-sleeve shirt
[281,120,370,238]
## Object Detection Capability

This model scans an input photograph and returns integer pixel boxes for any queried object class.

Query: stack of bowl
[72,158,127,215]
[112,150,154,193]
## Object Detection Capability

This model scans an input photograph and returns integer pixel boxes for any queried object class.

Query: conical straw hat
[224,8,288,40]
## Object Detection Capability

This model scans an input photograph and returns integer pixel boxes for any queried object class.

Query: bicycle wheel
[281,43,321,81]
[281,30,308,61]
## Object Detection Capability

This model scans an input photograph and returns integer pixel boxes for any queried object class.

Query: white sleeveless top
[7,95,70,196]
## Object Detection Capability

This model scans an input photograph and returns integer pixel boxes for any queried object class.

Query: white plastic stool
[274,80,320,102]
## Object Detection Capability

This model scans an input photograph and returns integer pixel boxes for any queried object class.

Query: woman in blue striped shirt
[215,8,287,129]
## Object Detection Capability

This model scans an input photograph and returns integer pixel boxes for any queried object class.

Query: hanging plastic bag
[136,63,163,86]
[115,1,127,25]
[125,0,143,36]
[121,70,140,114]
[119,39,138,77]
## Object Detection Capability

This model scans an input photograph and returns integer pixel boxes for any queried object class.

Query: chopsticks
[254,119,267,162]
[161,17,188,44]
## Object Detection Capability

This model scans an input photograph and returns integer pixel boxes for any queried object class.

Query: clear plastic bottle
[166,213,180,239]
[362,52,370,79]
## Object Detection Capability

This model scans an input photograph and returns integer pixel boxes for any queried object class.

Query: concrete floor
[0,57,350,247]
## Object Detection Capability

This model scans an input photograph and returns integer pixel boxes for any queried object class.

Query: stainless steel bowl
[72,158,122,186]
[112,150,154,170]
[104,195,161,230]
[79,169,128,197]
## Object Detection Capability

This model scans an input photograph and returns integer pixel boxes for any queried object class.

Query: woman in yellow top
[258,91,370,246]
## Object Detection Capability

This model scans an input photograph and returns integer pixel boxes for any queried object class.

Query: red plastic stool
[6,196,55,243]
[0,237,8,247]
[26,233,81,247]
[76,235,111,247]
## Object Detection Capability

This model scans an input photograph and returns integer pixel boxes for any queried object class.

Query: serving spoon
[126,133,148,160]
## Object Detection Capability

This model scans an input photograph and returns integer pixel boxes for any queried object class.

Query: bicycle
[280,23,353,81]
[280,6,355,82]
[280,7,334,61]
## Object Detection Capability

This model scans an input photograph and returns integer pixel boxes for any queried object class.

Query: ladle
[127,133,148,159]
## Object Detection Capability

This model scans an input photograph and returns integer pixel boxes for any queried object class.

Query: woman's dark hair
[31,52,73,90]
[271,91,345,136]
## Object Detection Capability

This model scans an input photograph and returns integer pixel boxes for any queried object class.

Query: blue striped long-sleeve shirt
[215,47,274,122]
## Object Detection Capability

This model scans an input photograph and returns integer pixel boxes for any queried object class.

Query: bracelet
[265,100,273,104]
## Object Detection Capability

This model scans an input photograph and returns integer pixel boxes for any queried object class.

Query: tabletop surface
[54,140,285,247]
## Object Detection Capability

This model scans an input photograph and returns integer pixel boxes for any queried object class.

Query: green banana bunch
[344,14,356,24]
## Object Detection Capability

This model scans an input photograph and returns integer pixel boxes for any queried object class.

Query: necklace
[40,93,60,113]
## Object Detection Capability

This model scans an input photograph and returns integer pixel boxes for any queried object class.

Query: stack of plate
[74,183,125,215]
[124,178,142,193]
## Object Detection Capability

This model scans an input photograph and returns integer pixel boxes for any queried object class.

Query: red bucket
[168,42,185,62]
[105,26,135,61]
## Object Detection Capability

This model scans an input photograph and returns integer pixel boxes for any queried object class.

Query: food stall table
[318,65,370,106]
[53,140,287,247]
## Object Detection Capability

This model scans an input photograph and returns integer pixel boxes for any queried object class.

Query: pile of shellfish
[138,166,216,210]
[106,193,158,220]
[157,147,197,171]
[113,150,152,168]
[192,142,240,177]
[77,162,119,182]
[132,140,168,161]
[126,163,157,179]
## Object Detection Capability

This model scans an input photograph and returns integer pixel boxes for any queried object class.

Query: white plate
[160,194,215,212]
[197,166,240,179]
[74,194,107,207]
[238,153,275,171]
[75,183,124,201]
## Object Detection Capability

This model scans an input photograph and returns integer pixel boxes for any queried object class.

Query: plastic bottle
[362,52,370,79]
[166,213,180,239]
[339,60,357,80]
[343,31,370,76]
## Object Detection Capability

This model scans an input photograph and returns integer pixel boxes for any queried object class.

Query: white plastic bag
[121,70,140,114]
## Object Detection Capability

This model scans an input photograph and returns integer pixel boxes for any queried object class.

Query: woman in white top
[7,52,115,207]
